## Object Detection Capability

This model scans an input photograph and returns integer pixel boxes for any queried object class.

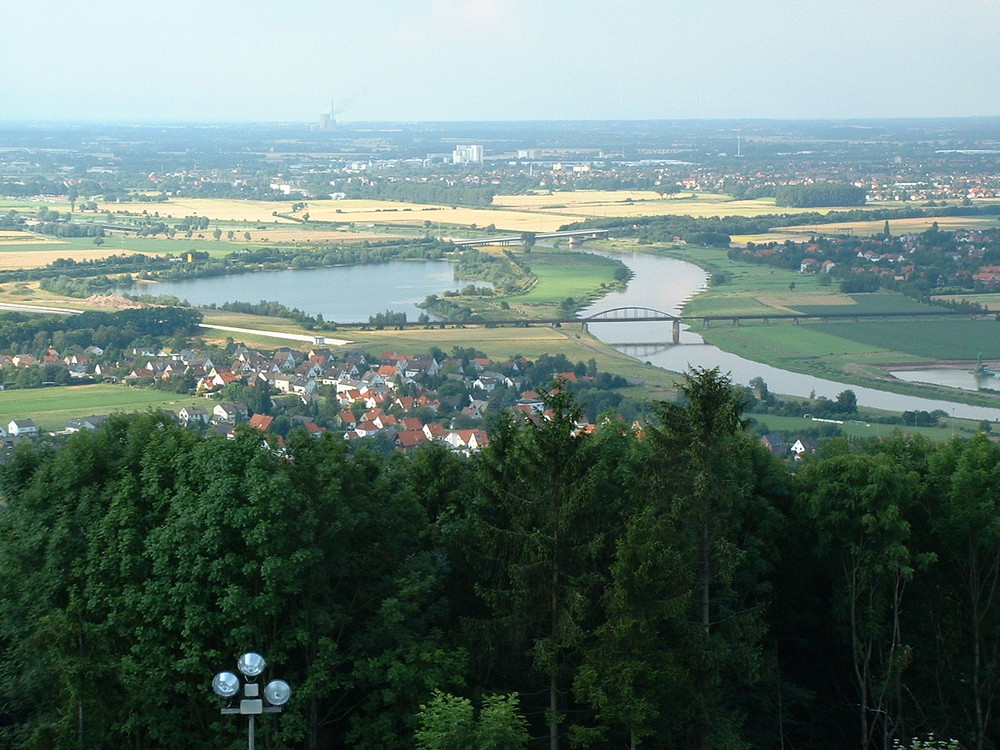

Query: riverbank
[641,243,1000,411]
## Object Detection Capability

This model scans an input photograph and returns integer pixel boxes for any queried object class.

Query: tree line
[329,179,499,207]
[1,369,999,750]
[774,183,868,207]
[562,203,1000,247]
[0,307,202,355]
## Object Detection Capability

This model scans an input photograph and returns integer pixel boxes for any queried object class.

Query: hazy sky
[3,0,999,123]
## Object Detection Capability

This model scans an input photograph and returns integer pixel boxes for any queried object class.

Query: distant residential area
[735,225,1000,295]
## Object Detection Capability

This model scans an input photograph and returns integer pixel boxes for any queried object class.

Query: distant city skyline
[3,0,999,124]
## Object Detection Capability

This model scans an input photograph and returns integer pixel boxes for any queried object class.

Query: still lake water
[137,253,1000,420]
[140,260,458,322]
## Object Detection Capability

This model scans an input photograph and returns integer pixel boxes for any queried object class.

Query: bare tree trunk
[848,560,871,750]
[309,697,318,750]
[702,521,711,634]
[550,561,560,750]
[700,520,712,750]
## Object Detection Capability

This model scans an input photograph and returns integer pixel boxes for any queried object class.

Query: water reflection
[136,261,458,322]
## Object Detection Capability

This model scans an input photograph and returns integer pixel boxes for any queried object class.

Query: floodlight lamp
[238,652,266,677]
[212,671,240,698]
[264,679,291,706]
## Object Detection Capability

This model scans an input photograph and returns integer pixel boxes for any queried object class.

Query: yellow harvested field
[0,248,146,270]
[534,200,779,219]
[99,198,301,223]
[0,231,64,246]
[301,202,567,232]
[352,324,577,351]
[731,233,819,244]
[783,216,1000,237]
[495,192,833,220]
[98,197,566,232]
[492,190,666,209]
[233,229,407,243]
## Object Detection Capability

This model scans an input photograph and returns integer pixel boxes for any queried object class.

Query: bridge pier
[704,318,711,329]
[732,318,740,327]
[672,319,680,344]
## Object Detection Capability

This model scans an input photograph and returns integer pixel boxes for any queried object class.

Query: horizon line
[2,115,1000,128]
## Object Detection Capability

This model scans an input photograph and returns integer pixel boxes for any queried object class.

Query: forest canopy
[1,369,998,750]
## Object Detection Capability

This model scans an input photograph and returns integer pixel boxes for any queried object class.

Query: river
[134,251,1000,420]
[579,250,1000,421]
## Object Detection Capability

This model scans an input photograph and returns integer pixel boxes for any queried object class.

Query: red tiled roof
[249,414,274,431]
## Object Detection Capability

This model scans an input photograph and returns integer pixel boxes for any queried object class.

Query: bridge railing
[584,306,676,322]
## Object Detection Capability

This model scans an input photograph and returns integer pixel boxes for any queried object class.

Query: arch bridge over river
[580,306,983,346]
[338,306,982,348]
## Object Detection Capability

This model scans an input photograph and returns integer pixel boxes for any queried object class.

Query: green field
[510,249,622,312]
[935,292,1000,310]
[662,248,836,318]
[746,412,983,443]
[651,244,1000,406]
[792,294,937,316]
[701,322,898,361]
[0,384,210,431]
[49,235,233,258]
[799,319,1000,361]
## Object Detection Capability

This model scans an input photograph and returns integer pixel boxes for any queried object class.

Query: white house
[8,419,39,437]
[179,406,210,426]
[790,437,819,459]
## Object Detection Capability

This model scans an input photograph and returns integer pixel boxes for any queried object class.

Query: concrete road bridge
[449,229,609,247]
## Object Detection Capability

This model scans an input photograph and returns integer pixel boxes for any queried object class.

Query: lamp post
[212,652,291,750]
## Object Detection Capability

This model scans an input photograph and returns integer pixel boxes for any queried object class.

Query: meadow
[790,294,937,316]
[745,411,982,443]
[0,384,209,431]
[665,247,836,317]
[935,292,1000,310]
[504,248,623,312]
[799,319,1000,361]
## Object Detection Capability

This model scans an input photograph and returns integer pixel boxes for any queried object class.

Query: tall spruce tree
[469,384,617,750]
[636,367,779,750]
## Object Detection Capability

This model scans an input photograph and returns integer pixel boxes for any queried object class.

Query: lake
[136,260,458,322]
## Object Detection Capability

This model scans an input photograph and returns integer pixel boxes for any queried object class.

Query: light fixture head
[238,652,266,678]
[264,679,291,706]
[212,671,240,698]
